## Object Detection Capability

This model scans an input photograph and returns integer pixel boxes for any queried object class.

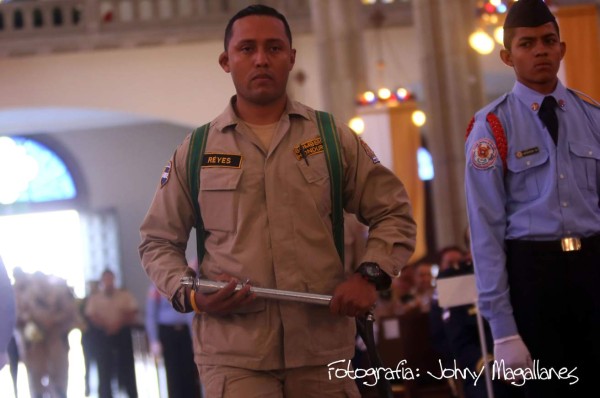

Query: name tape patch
[293,137,324,161]
[201,153,243,168]
[515,147,539,159]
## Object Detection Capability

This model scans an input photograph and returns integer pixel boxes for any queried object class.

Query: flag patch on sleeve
[359,137,380,164]
[160,161,172,187]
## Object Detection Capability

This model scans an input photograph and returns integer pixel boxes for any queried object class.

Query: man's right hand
[192,274,255,316]
[493,334,532,383]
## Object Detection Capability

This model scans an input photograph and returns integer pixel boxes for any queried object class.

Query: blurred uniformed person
[0,255,16,371]
[139,4,416,397]
[15,271,76,398]
[85,269,138,398]
[465,1,600,397]
[145,283,201,398]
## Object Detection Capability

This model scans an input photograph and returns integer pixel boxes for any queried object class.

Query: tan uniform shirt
[85,289,138,334]
[139,98,416,370]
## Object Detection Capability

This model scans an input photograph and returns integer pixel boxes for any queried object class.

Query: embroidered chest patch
[160,161,171,187]
[201,153,243,168]
[293,137,324,161]
[471,138,497,170]
[359,137,380,164]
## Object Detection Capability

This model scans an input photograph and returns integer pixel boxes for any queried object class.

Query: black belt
[506,234,600,253]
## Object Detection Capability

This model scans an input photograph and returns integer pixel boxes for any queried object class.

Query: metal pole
[181,278,332,306]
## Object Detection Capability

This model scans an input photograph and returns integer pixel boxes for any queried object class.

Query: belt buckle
[561,237,581,252]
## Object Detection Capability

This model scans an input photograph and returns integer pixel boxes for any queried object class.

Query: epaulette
[568,88,600,110]
[465,94,509,138]
[465,93,509,172]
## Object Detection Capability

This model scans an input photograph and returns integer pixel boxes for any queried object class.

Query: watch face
[364,263,381,278]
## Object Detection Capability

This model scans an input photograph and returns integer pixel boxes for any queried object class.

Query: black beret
[503,0,556,29]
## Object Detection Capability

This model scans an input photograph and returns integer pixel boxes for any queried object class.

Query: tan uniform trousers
[199,363,361,398]
[25,337,69,396]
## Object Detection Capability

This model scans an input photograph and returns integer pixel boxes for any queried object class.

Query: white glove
[494,335,532,382]
[150,341,162,357]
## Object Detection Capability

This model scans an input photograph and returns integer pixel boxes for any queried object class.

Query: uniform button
[589,151,593,156]
[559,174,565,179]
[562,202,568,207]
[526,161,531,166]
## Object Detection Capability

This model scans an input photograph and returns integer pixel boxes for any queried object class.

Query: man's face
[500,22,565,93]
[219,15,296,107]
[101,272,115,291]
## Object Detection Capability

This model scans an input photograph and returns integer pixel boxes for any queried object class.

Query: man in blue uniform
[465,1,600,397]
[145,283,201,398]
[0,255,16,371]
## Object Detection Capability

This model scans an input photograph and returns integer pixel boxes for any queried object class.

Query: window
[0,136,77,206]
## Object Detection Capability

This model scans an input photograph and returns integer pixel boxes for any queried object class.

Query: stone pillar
[412,0,486,249]
[309,0,368,124]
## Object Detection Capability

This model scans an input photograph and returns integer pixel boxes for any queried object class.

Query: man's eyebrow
[517,32,558,42]
[235,38,285,45]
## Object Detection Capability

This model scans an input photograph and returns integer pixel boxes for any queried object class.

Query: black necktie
[538,96,559,145]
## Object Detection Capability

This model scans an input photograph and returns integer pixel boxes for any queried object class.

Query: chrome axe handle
[180,277,332,306]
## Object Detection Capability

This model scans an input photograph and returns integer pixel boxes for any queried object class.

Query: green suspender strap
[315,111,345,266]
[187,113,345,266]
[187,123,210,264]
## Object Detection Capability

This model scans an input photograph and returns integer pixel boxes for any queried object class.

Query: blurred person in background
[14,270,77,398]
[0,255,16,371]
[79,279,102,396]
[145,282,201,398]
[85,269,138,398]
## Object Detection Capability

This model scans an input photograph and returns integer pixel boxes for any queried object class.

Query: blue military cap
[503,0,556,29]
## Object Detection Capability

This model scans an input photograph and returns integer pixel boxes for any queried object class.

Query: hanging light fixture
[353,3,426,128]
[469,1,512,54]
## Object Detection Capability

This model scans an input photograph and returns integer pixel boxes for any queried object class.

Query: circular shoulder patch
[470,138,497,170]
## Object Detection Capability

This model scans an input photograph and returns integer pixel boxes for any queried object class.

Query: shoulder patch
[201,153,242,168]
[160,161,172,187]
[470,138,498,170]
[358,137,380,164]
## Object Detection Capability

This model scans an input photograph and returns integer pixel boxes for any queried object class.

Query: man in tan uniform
[85,269,138,398]
[139,4,416,397]
[15,271,76,398]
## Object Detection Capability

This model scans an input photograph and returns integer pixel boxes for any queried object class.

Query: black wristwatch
[356,262,392,291]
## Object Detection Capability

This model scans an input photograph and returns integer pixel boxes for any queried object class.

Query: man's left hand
[330,273,377,317]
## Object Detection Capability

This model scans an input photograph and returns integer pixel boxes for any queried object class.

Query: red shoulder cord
[465,114,507,173]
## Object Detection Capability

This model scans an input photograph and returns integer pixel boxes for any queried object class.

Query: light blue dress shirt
[145,284,194,344]
[465,80,600,340]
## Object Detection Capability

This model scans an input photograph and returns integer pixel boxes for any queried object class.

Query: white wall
[49,121,190,304]
[0,33,324,127]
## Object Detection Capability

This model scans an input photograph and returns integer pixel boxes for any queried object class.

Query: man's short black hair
[223,4,292,51]
[503,20,560,50]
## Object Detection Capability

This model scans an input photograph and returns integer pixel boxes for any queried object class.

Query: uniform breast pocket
[569,142,600,191]
[199,169,242,232]
[296,156,331,216]
[506,149,549,202]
